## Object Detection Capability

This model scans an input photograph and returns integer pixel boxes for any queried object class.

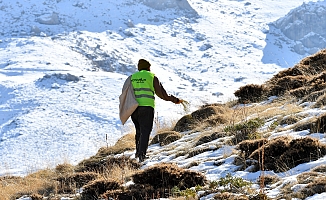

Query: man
[130,59,182,162]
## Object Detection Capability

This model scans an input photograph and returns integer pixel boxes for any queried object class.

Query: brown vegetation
[75,133,140,173]
[75,155,140,173]
[235,49,326,104]
[195,131,227,146]
[56,172,100,193]
[103,163,207,199]
[173,105,230,132]
[257,175,280,187]
[292,112,326,133]
[150,131,182,146]
[297,177,326,199]
[239,136,326,172]
[96,133,136,157]
[0,169,58,200]
[213,192,249,200]
[296,172,326,184]
[312,164,326,173]
[132,163,206,190]
[234,84,269,104]
[238,139,267,158]
[81,178,122,200]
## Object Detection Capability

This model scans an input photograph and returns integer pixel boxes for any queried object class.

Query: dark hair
[138,59,151,70]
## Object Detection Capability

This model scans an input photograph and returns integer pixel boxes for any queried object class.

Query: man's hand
[176,99,184,104]
[177,99,190,112]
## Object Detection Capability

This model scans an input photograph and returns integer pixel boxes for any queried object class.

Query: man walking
[129,59,182,162]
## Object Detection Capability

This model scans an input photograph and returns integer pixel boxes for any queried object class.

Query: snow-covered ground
[1,0,326,198]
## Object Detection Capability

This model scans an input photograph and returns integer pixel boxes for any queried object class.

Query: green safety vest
[131,70,155,108]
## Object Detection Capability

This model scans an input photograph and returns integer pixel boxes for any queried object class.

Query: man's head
[138,59,151,71]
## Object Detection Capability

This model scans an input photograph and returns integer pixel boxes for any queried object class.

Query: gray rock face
[274,1,326,55]
[143,0,197,14]
[37,12,60,25]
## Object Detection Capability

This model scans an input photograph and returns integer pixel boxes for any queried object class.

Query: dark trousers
[131,106,154,157]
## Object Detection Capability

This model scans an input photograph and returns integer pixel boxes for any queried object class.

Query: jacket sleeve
[154,76,179,103]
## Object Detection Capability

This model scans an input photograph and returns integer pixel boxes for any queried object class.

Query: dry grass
[244,97,303,121]
[296,172,326,184]
[0,158,141,199]
[154,115,179,133]
[97,132,136,157]
[287,112,326,133]
[81,178,122,200]
[102,163,138,184]
[313,92,326,108]
[0,169,58,200]
[132,163,206,190]
[297,177,326,199]
[258,174,281,186]
[246,136,326,173]
[312,164,326,173]
[173,104,232,133]
[234,84,269,104]
[150,131,182,146]
[75,132,140,174]
[195,131,228,146]
[213,192,249,200]
[291,116,318,132]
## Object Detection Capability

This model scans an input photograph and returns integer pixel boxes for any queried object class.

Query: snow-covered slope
[0,0,323,176]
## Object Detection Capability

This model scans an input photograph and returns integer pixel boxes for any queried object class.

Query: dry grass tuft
[297,177,326,199]
[81,178,122,200]
[150,131,182,146]
[132,163,206,190]
[296,172,326,184]
[246,136,326,172]
[75,133,139,173]
[173,104,231,132]
[55,163,75,176]
[258,104,303,122]
[195,131,227,146]
[0,169,58,200]
[238,138,267,158]
[213,192,249,200]
[280,114,304,126]
[75,155,140,173]
[313,92,326,108]
[235,49,326,105]
[97,133,136,157]
[173,114,196,132]
[258,175,281,187]
[102,184,159,200]
[292,112,326,133]
[226,118,265,144]
[103,163,206,199]
[269,75,309,97]
[312,164,326,173]
[56,171,100,193]
[292,117,318,132]
[187,146,221,159]
[234,84,269,104]
[30,193,43,200]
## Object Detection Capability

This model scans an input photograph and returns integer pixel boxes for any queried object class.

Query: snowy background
[1,0,326,180]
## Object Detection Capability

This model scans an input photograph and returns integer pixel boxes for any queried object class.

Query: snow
[1,0,326,199]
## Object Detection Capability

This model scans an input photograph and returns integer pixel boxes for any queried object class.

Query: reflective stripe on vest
[131,70,155,108]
